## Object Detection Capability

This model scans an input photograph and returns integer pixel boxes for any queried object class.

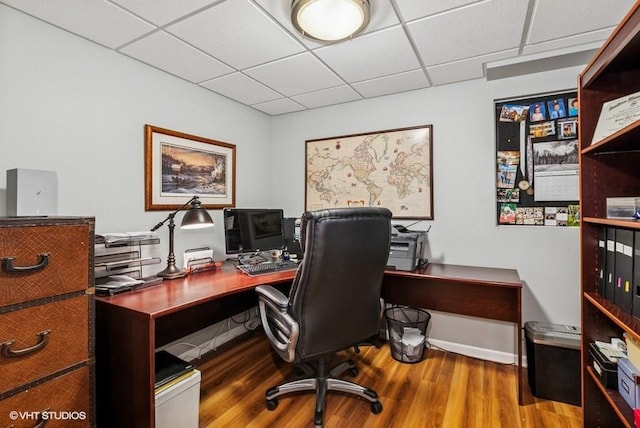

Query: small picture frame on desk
[144,124,236,211]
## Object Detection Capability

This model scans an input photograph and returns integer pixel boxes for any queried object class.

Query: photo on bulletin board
[494,90,580,226]
[529,102,547,122]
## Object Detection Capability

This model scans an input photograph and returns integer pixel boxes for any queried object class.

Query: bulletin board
[495,90,580,226]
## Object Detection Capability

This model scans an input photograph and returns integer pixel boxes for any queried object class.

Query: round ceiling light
[291,0,370,42]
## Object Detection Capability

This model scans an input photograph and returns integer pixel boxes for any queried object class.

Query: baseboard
[428,338,528,367]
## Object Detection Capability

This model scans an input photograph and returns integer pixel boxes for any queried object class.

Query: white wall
[269,68,583,359]
[1,5,581,360]
[0,5,272,262]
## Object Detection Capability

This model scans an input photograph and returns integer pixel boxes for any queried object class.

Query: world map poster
[305,125,433,219]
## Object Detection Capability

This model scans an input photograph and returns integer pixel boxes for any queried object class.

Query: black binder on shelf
[614,228,634,313]
[633,231,640,320]
[598,227,607,296]
[605,227,616,302]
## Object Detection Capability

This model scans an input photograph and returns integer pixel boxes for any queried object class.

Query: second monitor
[223,208,285,258]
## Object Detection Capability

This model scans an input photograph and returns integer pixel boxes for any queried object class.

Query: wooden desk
[95,263,294,428]
[382,263,523,404]
[96,262,521,427]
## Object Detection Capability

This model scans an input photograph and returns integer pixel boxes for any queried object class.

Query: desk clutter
[589,334,640,415]
[183,247,219,274]
[94,232,163,295]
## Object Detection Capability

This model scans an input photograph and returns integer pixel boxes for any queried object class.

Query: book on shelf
[614,228,634,314]
[605,228,617,303]
[598,227,607,296]
[633,231,640,321]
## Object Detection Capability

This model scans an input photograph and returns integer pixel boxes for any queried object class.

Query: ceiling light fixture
[291,0,370,42]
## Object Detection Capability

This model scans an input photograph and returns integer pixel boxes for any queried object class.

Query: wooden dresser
[0,217,95,427]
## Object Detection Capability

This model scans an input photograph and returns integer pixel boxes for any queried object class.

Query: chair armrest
[256,285,299,363]
[256,284,289,309]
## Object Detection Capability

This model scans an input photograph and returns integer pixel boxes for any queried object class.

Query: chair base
[265,358,382,427]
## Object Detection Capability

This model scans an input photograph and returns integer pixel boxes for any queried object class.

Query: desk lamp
[151,195,214,279]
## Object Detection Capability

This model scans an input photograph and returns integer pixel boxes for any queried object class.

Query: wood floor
[196,332,582,428]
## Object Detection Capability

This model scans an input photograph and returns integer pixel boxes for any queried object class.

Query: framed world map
[305,125,433,219]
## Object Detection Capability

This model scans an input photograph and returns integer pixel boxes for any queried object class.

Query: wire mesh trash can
[385,307,431,363]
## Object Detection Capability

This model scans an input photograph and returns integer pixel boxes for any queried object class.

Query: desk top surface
[96,262,520,318]
[95,262,294,317]
[386,263,521,287]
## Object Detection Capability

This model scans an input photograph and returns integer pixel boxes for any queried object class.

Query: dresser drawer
[0,295,90,395]
[0,224,89,307]
[0,365,92,427]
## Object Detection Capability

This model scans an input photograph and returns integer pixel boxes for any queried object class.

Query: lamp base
[157,264,187,279]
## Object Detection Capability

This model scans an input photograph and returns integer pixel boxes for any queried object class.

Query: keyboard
[237,260,299,276]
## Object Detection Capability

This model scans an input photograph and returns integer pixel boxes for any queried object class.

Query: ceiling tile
[394,0,482,21]
[254,0,400,49]
[408,0,529,67]
[120,31,232,82]
[4,0,634,115]
[252,98,306,115]
[291,86,361,109]
[527,0,635,44]
[523,31,613,56]
[110,0,218,26]
[352,69,430,98]
[426,49,518,86]
[1,0,154,48]
[200,73,281,105]
[314,26,420,83]
[245,53,343,96]
[166,0,304,70]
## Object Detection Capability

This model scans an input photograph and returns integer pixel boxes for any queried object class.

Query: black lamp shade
[181,199,214,229]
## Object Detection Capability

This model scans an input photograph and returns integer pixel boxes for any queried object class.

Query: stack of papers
[95,275,144,294]
[97,231,159,244]
[595,339,627,362]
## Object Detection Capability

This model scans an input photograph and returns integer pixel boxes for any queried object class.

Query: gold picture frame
[144,124,236,211]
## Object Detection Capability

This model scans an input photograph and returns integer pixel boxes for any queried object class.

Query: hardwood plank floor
[196,332,582,428]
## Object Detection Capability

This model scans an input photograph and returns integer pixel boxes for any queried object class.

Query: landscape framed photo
[144,124,236,211]
[305,125,433,219]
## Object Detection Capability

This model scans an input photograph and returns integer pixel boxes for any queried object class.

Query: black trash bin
[384,307,431,363]
[524,321,581,406]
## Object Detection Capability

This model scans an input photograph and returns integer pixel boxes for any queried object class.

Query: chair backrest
[289,207,392,360]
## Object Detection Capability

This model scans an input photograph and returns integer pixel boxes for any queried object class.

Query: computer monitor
[223,208,285,256]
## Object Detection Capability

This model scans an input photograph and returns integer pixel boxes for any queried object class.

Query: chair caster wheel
[347,367,358,377]
[266,398,278,411]
[371,401,383,414]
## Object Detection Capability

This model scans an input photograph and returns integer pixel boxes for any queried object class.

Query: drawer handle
[1,253,50,273]
[1,330,51,358]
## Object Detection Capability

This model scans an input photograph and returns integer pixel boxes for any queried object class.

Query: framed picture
[305,125,433,219]
[144,124,236,211]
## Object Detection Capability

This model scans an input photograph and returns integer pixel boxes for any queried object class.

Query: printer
[387,226,427,271]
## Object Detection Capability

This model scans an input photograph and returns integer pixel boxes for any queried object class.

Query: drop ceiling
[1,0,634,115]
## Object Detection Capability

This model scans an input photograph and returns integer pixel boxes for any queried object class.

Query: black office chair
[256,207,392,427]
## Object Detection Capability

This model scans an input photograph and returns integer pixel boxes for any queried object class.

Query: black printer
[387,226,427,271]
